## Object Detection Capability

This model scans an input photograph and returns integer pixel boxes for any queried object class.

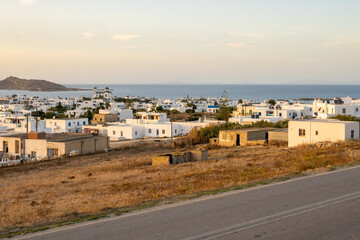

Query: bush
[331,115,359,122]
[188,120,288,144]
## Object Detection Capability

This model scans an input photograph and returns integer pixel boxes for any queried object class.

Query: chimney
[28,132,46,139]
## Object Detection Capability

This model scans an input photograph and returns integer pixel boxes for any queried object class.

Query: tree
[268,99,276,105]
[55,102,67,113]
[156,106,164,112]
[185,109,195,114]
[238,99,243,104]
[105,102,111,109]
[216,96,232,121]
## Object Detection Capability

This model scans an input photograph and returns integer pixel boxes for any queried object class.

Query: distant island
[0,76,87,92]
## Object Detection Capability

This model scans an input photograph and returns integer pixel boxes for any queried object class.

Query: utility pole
[35,106,38,132]
[26,114,29,133]
[170,112,173,141]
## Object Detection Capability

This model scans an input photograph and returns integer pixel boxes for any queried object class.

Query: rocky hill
[0,76,84,92]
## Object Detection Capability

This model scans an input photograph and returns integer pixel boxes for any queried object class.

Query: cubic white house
[288,119,359,147]
[46,118,89,133]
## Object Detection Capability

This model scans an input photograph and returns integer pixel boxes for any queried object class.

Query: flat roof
[46,118,88,121]
[45,133,104,142]
[220,128,277,133]
[291,119,358,123]
[0,132,28,138]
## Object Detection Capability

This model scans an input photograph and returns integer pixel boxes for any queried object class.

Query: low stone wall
[191,150,208,161]
[152,150,208,166]
[152,154,172,167]
[247,140,267,146]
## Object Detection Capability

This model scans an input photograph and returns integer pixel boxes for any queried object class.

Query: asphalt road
[14,165,360,240]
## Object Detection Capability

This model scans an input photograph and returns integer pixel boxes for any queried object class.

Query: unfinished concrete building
[218,128,277,147]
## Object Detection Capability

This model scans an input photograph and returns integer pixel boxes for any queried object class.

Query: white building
[134,112,168,123]
[288,119,359,147]
[93,87,112,99]
[313,97,360,119]
[107,125,144,141]
[229,116,283,124]
[99,109,133,122]
[46,118,89,133]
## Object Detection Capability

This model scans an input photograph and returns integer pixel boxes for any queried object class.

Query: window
[121,131,123,137]
[356,108,359,112]
[343,108,346,114]
[315,131,319,136]
[299,129,305,136]
[175,129,177,134]
[135,131,137,135]
[83,121,86,125]
[310,108,312,112]
[113,131,116,135]
[148,129,151,133]
[47,148,58,158]
[162,130,165,134]
[31,151,36,158]
[15,140,19,154]
[279,113,282,117]
[68,122,71,126]
[351,130,355,139]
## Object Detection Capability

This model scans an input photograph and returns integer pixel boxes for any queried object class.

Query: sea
[0,84,360,101]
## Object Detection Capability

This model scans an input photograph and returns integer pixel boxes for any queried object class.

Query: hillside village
[1,87,360,166]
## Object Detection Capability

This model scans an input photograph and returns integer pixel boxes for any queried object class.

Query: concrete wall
[191,150,208,161]
[64,136,108,155]
[268,131,288,142]
[0,136,23,157]
[152,155,171,166]
[288,120,359,147]
[25,139,48,159]
[25,136,108,159]
[219,130,242,147]
[219,129,271,147]
[92,114,117,124]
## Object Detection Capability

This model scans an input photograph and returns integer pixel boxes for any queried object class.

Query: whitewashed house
[107,125,144,141]
[46,118,89,133]
[313,97,360,119]
[288,119,359,147]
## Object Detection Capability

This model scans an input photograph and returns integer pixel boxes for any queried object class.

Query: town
[1,87,359,166]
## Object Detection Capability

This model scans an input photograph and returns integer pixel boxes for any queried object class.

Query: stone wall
[152,150,208,166]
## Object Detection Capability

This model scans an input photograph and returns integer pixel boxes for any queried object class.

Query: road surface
[14,165,360,240]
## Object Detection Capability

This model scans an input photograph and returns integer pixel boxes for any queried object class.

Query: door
[236,134,240,146]
[3,141,8,152]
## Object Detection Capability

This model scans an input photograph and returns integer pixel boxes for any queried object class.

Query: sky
[1,0,360,84]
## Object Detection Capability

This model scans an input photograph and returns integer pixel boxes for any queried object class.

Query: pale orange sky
[1,0,360,84]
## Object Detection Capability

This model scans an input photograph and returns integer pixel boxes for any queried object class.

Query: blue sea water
[0,84,360,101]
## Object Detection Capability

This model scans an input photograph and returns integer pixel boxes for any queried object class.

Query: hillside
[0,76,84,92]
[1,140,360,237]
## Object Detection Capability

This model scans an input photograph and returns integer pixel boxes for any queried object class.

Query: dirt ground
[1,141,360,234]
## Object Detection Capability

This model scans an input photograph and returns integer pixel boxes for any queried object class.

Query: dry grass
[1,140,360,234]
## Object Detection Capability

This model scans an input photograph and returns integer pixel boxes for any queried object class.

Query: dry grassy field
[1,141,360,235]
